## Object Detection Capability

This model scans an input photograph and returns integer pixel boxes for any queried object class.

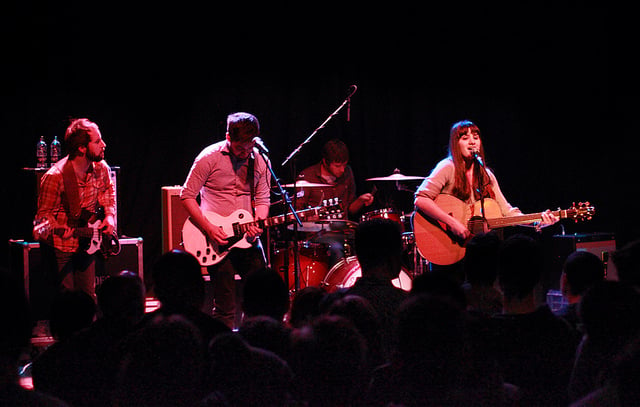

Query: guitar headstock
[569,201,595,222]
[316,198,344,220]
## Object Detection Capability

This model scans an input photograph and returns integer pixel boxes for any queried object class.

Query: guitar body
[413,194,595,265]
[181,199,344,267]
[413,194,502,265]
[33,206,117,255]
[182,209,254,266]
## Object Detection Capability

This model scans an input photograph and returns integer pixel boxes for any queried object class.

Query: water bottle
[50,135,61,165]
[36,135,48,169]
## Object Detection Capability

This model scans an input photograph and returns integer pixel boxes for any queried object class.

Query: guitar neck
[53,227,97,239]
[233,207,319,235]
[486,209,569,229]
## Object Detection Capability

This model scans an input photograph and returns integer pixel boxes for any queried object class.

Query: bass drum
[272,241,330,291]
[321,256,412,293]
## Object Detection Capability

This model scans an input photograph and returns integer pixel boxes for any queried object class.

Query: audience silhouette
[461,232,503,315]
[556,250,605,332]
[489,234,579,406]
[11,230,640,407]
[0,267,70,406]
[144,249,230,346]
[31,271,145,407]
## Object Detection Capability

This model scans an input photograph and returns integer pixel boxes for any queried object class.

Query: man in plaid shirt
[35,118,116,300]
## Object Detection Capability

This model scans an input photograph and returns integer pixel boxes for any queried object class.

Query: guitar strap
[247,154,256,217]
[62,158,82,221]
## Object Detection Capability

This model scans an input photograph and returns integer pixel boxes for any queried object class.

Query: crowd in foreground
[2,219,640,407]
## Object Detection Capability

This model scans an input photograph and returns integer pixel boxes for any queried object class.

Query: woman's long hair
[448,120,494,202]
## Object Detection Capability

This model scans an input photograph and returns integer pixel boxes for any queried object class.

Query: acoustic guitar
[412,194,595,265]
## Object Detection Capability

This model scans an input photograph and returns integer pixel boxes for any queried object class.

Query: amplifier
[161,186,189,254]
[8,237,143,320]
[545,233,617,293]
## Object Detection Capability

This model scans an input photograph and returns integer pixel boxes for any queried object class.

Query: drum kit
[269,169,429,293]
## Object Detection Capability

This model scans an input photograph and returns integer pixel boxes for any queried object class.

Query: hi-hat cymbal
[281,180,332,188]
[366,173,425,181]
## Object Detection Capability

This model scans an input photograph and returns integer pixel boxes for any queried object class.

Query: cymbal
[281,180,332,188]
[366,172,425,182]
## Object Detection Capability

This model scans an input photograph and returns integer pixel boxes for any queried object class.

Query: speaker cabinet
[547,233,618,292]
[8,238,143,321]
[94,237,144,285]
[161,186,189,254]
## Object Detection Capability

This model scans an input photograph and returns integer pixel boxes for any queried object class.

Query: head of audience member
[355,218,403,281]
[326,294,384,369]
[612,239,640,287]
[207,331,292,407]
[288,315,367,406]
[579,281,640,347]
[411,271,468,309]
[242,267,290,322]
[395,294,467,386]
[152,250,205,311]
[463,232,501,287]
[238,315,292,360]
[96,270,145,326]
[561,251,605,304]
[498,234,543,312]
[49,290,96,340]
[114,314,206,407]
[611,333,640,405]
[288,286,327,329]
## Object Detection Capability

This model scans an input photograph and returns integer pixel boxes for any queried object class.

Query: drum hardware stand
[281,85,358,291]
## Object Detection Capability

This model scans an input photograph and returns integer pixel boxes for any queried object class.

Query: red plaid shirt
[36,156,116,252]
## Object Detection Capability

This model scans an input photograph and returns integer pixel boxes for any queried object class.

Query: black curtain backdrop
[2,1,617,277]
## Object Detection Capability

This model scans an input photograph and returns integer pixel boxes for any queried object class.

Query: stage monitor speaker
[161,186,188,254]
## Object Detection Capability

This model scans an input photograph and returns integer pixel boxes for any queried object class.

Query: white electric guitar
[32,207,120,256]
[182,198,343,266]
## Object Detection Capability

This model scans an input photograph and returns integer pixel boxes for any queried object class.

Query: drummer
[296,138,375,266]
[296,138,374,217]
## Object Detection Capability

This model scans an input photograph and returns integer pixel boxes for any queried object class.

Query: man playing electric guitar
[180,112,271,329]
[414,121,558,281]
[35,118,116,301]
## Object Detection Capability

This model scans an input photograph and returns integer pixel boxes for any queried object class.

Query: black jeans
[207,244,265,329]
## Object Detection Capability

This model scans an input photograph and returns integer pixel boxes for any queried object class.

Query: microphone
[348,84,358,98]
[253,137,269,154]
[472,149,484,167]
[347,85,357,122]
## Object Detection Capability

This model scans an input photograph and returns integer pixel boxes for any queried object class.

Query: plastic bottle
[36,136,48,168]
[50,135,61,165]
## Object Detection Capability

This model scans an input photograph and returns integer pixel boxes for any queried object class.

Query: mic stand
[281,85,357,291]
[474,155,488,232]
[255,149,302,291]
[281,85,357,167]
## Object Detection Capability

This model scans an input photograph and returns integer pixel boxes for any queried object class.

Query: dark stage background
[2,1,617,278]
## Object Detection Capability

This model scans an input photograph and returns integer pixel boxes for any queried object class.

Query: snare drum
[272,241,330,290]
[361,208,404,231]
[321,256,412,292]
